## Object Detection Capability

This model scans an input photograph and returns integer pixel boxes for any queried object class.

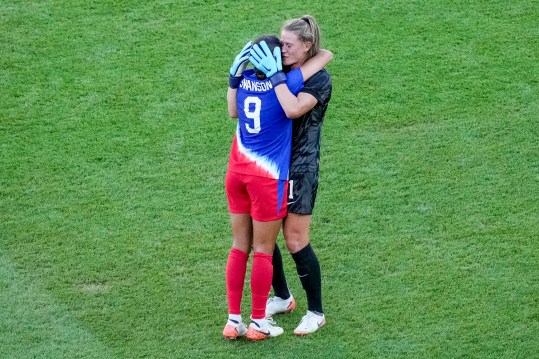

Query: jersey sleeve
[285,68,304,95]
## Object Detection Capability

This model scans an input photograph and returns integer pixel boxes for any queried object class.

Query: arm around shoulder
[273,49,332,119]
[300,49,333,82]
[274,86,318,119]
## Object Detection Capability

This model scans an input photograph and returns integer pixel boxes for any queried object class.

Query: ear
[303,41,312,53]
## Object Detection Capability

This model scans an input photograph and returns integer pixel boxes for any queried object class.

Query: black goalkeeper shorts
[287,172,319,215]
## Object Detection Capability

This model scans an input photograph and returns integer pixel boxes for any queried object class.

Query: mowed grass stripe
[0,254,116,359]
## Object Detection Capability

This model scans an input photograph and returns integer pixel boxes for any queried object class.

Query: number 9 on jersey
[244,96,261,134]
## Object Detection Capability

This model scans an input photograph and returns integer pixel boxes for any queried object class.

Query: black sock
[292,243,323,314]
[271,245,291,299]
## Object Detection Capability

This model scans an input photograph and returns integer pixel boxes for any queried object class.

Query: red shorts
[225,171,288,222]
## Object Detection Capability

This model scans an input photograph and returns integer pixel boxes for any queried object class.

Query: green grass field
[1,0,538,358]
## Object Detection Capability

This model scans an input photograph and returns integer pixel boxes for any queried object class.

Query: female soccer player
[223,35,332,340]
[263,15,333,336]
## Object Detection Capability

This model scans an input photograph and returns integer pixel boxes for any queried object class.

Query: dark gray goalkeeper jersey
[290,69,332,173]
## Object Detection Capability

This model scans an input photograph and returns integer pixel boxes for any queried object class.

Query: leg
[283,212,311,253]
[246,218,286,340]
[271,244,292,299]
[226,213,252,315]
[283,213,326,335]
[283,213,323,314]
[270,177,294,300]
[225,171,253,254]
[244,176,287,340]
[266,241,297,318]
[223,213,252,339]
[250,218,282,318]
[230,213,252,253]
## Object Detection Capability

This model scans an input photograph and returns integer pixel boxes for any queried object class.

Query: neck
[291,61,305,70]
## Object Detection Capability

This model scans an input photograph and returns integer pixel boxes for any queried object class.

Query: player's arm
[227,41,252,119]
[273,49,332,118]
[299,49,333,82]
[227,87,238,118]
[250,42,331,119]
[274,89,318,119]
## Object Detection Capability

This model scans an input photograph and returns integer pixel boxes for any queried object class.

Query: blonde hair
[282,15,321,61]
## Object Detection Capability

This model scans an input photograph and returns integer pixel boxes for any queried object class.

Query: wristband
[269,72,286,87]
[229,75,242,89]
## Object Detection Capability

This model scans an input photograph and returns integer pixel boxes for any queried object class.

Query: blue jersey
[228,68,304,180]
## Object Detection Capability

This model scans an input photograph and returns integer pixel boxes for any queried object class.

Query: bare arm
[274,49,333,119]
[227,41,253,119]
[299,49,333,82]
[227,87,238,118]
[274,88,318,119]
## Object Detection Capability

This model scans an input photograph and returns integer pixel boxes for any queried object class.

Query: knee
[283,229,309,254]
[252,242,274,255]
[232,240,251,254]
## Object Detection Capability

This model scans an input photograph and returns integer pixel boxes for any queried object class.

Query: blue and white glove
[229,41,252,89]
[249,41,287,87]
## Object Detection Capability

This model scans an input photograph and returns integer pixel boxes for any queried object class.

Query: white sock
[228,314,242,324]
[250,317,267,329]
[280,295,292,302]
[307,310,324,317]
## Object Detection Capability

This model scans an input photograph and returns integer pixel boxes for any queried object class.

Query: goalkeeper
[261,15,333,336]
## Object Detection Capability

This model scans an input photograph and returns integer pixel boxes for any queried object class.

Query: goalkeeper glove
[229,41,252,88]
[249,41,286,87]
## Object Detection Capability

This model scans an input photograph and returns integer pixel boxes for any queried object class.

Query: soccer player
[263,15,333,336]
[223,35,332,340]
